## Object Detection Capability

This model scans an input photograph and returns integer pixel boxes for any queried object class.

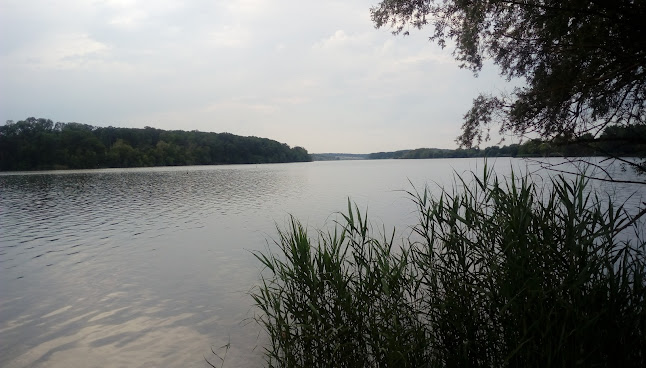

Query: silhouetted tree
[371,0,646,157]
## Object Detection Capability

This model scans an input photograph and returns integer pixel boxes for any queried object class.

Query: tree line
[0,117,311,171]
[369,125,646,161]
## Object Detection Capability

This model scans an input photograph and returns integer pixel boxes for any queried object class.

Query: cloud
[394,50,457,66]
[0,0,512,153]
[225,0,271,16]
[313,30,353,49]
[108,12,148,29]
[208,24,251,48]
[6,33,111,70]
[99,0,184,29]
[205,99,279,115]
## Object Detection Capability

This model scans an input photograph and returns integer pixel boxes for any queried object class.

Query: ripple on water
[1,165,299,366]
[2,160,641,367]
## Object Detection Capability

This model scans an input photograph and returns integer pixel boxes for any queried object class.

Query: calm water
[1,158,643,367]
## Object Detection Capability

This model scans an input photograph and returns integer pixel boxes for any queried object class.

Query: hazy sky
[1,0,513,153]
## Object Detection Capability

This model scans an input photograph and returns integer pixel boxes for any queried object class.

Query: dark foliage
[0,117,311,171]
[371,0,646,148]
[253,171,646,367]
[368,125,646,161]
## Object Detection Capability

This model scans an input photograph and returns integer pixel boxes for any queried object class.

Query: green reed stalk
[251,169,646,368]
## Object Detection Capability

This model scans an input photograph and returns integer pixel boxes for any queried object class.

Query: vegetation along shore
[0,117,311,171]
[247,0,646,366]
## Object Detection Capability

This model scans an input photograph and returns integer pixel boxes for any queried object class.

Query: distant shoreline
[0,118,311,171]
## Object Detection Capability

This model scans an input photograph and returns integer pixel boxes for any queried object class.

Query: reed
[251,169,646,367]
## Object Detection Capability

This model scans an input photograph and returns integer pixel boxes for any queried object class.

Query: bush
[252,169,646,367]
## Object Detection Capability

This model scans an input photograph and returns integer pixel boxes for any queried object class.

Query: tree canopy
[366,124,646,160]
[0,118,311,171]
[371,0,646,148]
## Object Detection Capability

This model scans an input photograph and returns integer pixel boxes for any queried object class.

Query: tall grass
[251,169,646,367]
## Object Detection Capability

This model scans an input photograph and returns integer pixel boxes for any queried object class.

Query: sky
[0,0,514,153]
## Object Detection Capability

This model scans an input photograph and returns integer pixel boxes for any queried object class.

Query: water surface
[1,158,643,367]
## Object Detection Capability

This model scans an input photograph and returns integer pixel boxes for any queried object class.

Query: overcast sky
[1,0,513,153]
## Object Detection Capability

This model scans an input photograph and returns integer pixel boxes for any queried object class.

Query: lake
[1,158,644,367]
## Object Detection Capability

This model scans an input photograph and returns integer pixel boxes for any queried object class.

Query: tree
[371,0,646,150]
[1,117,312,170]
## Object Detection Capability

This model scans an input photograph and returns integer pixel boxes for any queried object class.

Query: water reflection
[1,159,643,367]
[1,165,309,367]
